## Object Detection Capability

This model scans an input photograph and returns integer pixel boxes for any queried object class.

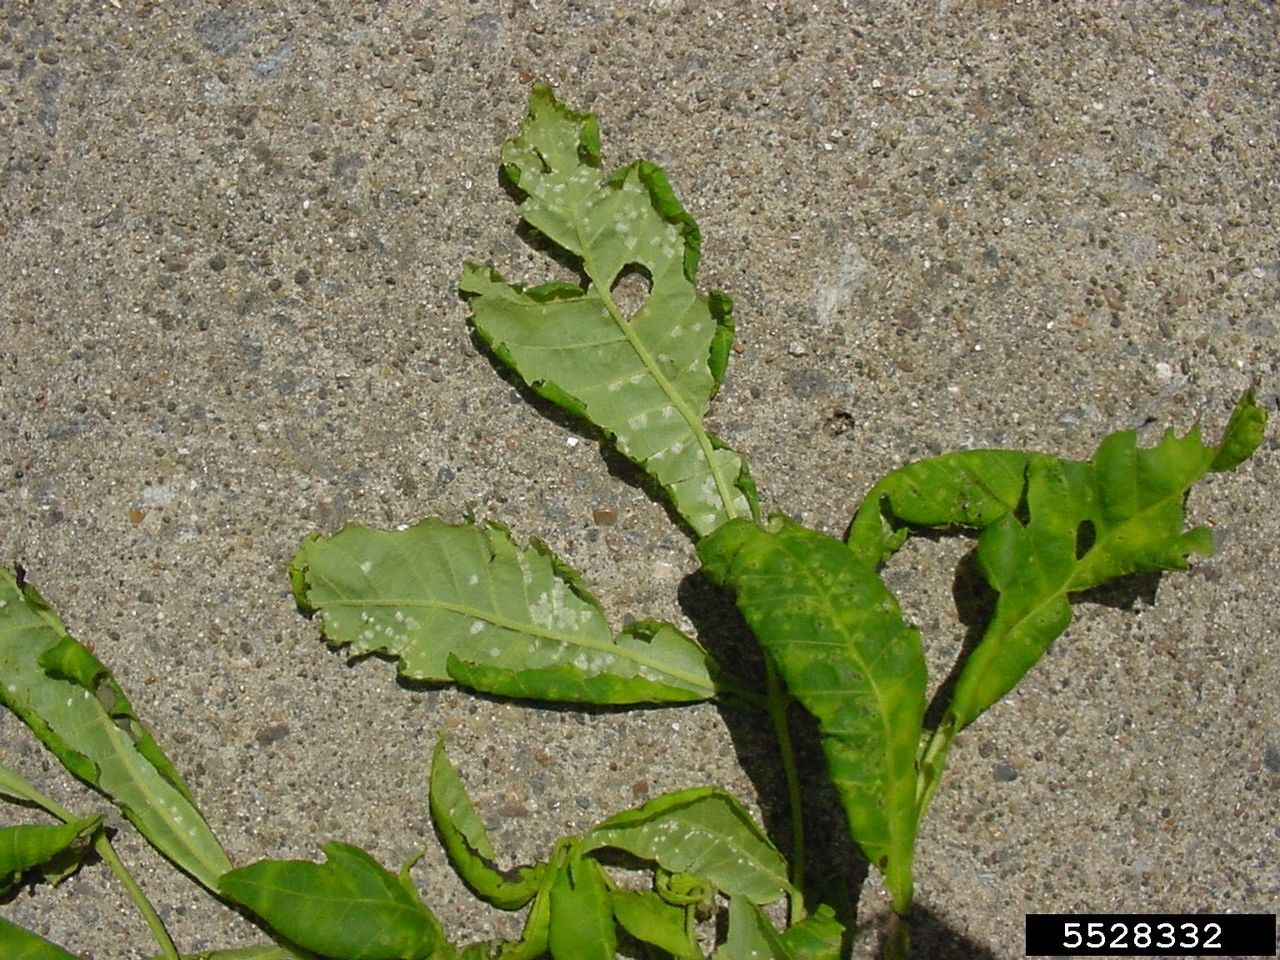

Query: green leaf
[179,952,314,960]
[847,449,1031,567]
[581,786,790,905]
[452,847,561,960]
[429,739,544,909]
[1210,389,1268,471]
[460,82,756,537]
[0,917,82,960]
[547,854,614,960]
[654,868,715,909]
[698,517,926,915]
[610,888,699,959]
[777,904,845,960]
[291,517,717,704]
[0,816,102,893]
[497,857,557,960]
[0,568,231,891]
[847,391,1268,731]
[219,842,445,960]
[712,895,791,960]
[0,763,66,809]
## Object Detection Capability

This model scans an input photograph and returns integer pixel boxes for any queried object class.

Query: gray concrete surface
[1,2,1276,958]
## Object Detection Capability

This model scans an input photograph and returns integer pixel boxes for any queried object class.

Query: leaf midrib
[2,611,229,888]
[771,533,918,853]
[321,596,713,694]
[569,174,742,528]
[958,459,1209,724]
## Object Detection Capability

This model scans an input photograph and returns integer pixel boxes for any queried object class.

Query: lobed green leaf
[848,391,1268,731]
[460,83,755,537]
[291,517,717,704]
[0,568,231,891]
[0,816,102,894]
[698,517,926,915]
[581,785,789,906]
[219,842,445,960]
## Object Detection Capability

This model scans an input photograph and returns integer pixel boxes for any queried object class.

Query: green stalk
[89,832,182,960]
[914,713,961,830]
[884,912,911,960]
[12,779,181,960]
[765,659,806,923]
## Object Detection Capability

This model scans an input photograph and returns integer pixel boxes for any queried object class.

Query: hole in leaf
[610,263,652,320]
[1075,519,1096,559]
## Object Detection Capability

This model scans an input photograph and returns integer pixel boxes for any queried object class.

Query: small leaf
[654,868,715,909]
[0,763,64,809]
[219,842,445,960]
[498,857,557,960]
[847,449,1030,567]
[777,903,845,960]
[547,855,614,960]
[461,83,756,537]
[291,517,717,704]
[712,895,791,960]
[429,739,544,909]
[610,888,699,959]
[699,517,926,915]
[581,785,789,905]
[453,850,560,960]
[179,952,315,960]
[1210,388,1268,471]
[0,816,102,893]
[846,392,1268,731]
[0,917,82,960]
[0,568,231,891]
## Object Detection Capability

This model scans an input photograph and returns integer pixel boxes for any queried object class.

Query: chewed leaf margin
[0,567,231,893]
[460,83,757,538]
[846,390,1267,732]
[290,516,719,704]
[698,516,926,916]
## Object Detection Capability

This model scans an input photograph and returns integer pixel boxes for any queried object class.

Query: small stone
[496,793,529,818]
[254,723,290,745]
[993,761,1018,782]
[1263,742,1280,774]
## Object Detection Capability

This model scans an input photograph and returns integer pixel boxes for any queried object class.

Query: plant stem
[15,780,181,960]
[91,833,182,960]
[883,912,911,960]
[764,659,805,923]
[914,713,960,829]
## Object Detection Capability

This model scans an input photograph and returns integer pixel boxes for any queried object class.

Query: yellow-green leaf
[291,517,717,704]
[460,83,755,537]
[0,568,230,891]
